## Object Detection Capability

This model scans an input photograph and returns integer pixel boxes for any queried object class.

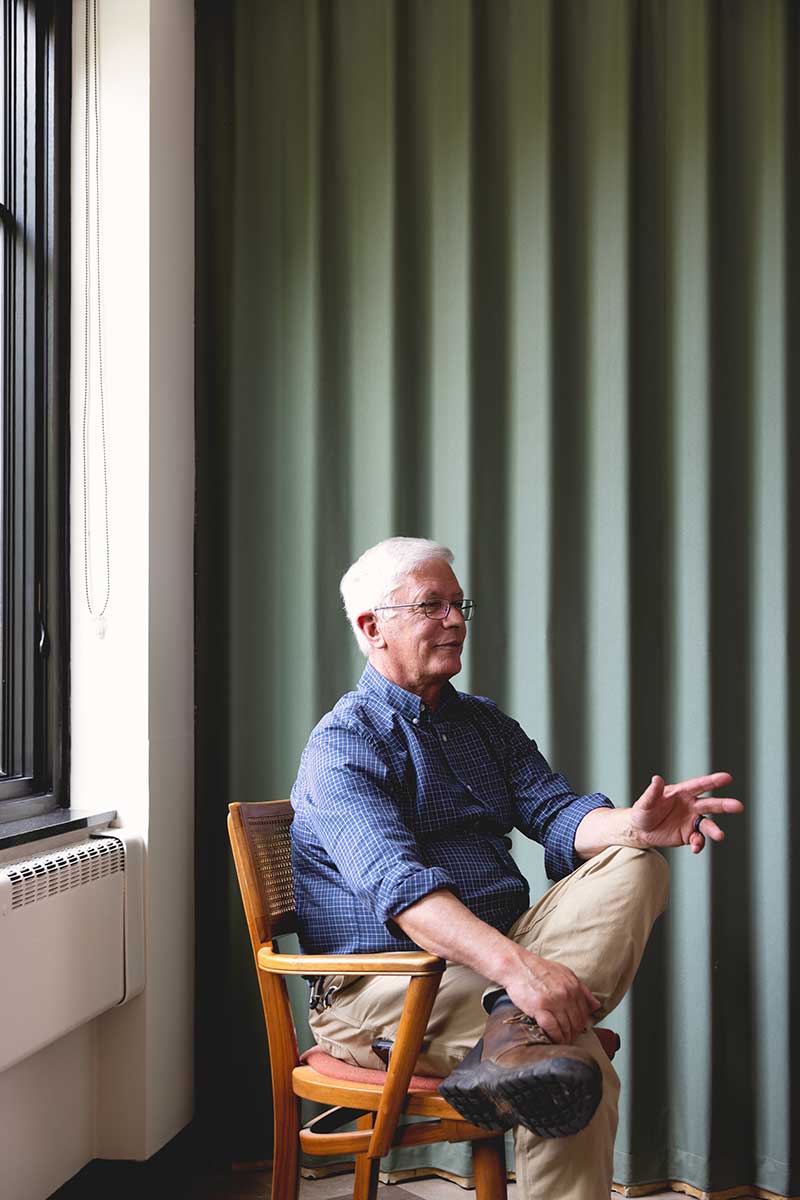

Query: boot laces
[502,1012,552,1043]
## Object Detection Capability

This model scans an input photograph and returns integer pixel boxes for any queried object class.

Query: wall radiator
[0,832,145,1073]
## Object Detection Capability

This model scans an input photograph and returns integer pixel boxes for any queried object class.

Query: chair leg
[352,1114,380,1200]
[353,1153,380,1200]
[473,1134,508,1199]
[270,1133,300,1200]
[269,1091,300,1200]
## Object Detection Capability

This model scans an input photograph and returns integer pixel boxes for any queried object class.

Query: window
[0,0,69,819]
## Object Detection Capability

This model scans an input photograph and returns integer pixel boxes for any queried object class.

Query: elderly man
[291,537,741,1199]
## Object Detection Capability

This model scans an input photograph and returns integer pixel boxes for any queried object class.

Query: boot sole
[440,1045,603,1139]
[439,1040,514,1131]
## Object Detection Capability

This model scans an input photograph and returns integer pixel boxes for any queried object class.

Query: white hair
[340,536,454,656]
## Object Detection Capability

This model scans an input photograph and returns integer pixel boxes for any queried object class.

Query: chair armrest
[258,947,445,976]
[368,971,444,1157]
[260,944,448,1158]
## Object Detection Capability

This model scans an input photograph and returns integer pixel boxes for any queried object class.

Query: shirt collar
[358,661,460,723]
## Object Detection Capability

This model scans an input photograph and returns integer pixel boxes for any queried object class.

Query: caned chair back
[230,800,298,950]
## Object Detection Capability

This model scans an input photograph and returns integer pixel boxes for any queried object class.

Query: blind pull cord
[82,0,111,637]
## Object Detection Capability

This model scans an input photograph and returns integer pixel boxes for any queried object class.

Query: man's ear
[357,610,387,650]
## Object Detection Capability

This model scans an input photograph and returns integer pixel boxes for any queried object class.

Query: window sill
[0,808,117,852]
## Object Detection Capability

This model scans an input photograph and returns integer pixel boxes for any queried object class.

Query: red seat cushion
[300,1046,441,1091]
[300,1027,619,1092]
[595,1027,621,1059]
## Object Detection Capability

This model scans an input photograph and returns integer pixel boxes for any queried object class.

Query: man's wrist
[574,806,645,860]
[489,936,537,991]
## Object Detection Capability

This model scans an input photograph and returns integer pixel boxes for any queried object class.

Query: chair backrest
[228,801,304,1159]
[228,800,298,951]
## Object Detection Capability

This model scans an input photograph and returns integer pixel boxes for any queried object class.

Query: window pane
[0,222,4,778]
[0,5,5,778]
[0,0,68,811]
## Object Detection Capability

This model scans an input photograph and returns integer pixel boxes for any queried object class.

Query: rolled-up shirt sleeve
[498,712,614,881]
[299,724,460,927]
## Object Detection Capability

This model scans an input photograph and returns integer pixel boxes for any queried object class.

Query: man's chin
[436,648,463,675]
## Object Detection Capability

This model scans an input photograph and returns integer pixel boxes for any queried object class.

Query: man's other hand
[630,772,743,854]
[503,948,601,1044]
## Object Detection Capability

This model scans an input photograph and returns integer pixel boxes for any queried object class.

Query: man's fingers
[667,771,733,795]
[582,983,601,1011]
[636,775,665,809]
[691,797,743,815]
[555,996,580,1043]
[544,995,581,1043]
[567,986,597,1041]
[567,1001,587,1041]
[693,816,724,842]
[538,1009,569,1044]
[538,995,597,1043]
[689,831,705,853]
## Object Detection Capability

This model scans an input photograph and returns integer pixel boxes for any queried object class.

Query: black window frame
[0,0,70,820]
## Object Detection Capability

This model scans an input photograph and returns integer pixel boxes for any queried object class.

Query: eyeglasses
[373,599,475,622]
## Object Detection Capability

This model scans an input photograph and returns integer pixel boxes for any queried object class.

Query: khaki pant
[309,845,670,1200]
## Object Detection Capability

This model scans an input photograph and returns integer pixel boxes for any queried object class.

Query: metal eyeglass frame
[372,599,475,622]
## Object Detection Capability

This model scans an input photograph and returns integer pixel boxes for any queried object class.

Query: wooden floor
[130,1165,710,1200]
[145,1167,663,1200]
[194,1173,760,1200]
[51,1157,762,1200]
[191,1171,484,1199]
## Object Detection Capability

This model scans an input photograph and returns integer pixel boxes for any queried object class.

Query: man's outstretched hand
[629,773,743,854]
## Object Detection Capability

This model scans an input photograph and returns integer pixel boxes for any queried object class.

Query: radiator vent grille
[5,838,125,910]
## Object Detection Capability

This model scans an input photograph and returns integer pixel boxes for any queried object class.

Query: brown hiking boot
[439,1005,603,1137]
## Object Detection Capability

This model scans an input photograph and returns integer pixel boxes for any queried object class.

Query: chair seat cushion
[300,1047,442,1091]
[595,1027,621,1059]
[300,1027,619,1093]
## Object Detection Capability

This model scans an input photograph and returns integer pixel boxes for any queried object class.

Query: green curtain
[195,1,800,1193]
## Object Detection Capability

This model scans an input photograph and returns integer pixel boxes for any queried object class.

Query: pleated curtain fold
[195,2,800,1194]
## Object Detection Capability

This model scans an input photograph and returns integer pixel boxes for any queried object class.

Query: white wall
[0,2,195,1195]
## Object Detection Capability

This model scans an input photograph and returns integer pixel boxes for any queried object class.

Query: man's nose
[444,603,465,625]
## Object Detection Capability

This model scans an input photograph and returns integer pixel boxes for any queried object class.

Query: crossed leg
[309,846,669,1200]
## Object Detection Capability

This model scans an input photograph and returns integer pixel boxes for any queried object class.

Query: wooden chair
[228,800,509,1200]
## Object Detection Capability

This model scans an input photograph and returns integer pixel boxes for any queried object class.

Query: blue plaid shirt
[290,663,613,956]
